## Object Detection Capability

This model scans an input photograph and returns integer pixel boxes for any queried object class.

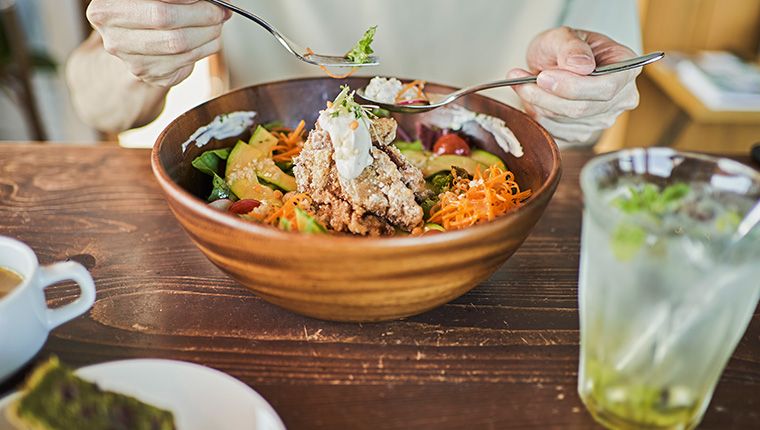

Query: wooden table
[1,144,758,429]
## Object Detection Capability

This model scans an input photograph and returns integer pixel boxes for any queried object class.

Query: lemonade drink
[578,148,760,430]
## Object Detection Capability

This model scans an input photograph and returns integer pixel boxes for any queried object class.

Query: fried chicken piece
[370,118,430,200]
[294,118,426,236]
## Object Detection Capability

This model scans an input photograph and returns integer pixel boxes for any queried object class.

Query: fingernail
[223,9,233,21]
[537,74,557,92]
[567,55,593,67]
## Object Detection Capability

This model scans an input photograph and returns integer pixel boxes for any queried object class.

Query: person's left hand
[507,27,640,146]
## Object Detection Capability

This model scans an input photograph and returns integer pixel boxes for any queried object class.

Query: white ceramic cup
[0,236,96,381]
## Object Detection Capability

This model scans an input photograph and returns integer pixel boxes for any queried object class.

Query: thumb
[527,27,595,75]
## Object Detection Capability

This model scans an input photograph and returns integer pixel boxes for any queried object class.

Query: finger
[531,81,640,121]
[582,31,638,68]
[511,71,638,120]
[536,68,637,102]
[527,26,595,75]
[103,24,222,56]
[120,37,222,80]
[149,64,196,87]
[88,0,226,30]
[536,115,605,146]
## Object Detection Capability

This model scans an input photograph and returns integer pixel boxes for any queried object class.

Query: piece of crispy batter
[294,118,426,236]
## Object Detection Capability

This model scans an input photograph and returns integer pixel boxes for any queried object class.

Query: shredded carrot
[427,165,532,230]
[395,80,427,103]
[264,193,312,227]
[318,65,357,79]
[271,119,306,162]
[305,47,357,79]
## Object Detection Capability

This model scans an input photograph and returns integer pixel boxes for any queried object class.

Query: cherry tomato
[229,199,261,215]
[433,134,470,156]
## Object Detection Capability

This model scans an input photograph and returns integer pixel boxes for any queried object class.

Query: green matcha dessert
[6,357,175,430]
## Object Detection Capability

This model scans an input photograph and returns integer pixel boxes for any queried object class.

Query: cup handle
[37,261,96,330]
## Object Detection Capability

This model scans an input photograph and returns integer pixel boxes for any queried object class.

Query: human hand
[87,0,230,87]
[507,27,640,146]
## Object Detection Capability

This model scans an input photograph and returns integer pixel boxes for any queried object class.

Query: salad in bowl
[151,77,560,321]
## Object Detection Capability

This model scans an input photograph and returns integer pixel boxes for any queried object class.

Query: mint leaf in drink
[611,224,647,261]
[614,183,691,216]
[715,210,742,233]
[345,26,377,64]
[660,183,690,203]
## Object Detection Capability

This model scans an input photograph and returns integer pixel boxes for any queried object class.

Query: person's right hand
[87,0,230,87]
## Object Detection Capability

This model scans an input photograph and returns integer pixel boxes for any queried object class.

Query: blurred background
[0,0,758,153]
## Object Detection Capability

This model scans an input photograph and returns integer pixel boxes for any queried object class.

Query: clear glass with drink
[578,148,760,429]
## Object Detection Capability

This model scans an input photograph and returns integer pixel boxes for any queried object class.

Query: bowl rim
[151,76,562,247]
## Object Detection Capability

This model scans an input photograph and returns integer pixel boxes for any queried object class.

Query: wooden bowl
[151,77,561,322]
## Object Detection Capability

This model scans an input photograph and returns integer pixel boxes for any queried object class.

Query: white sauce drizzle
[318,108,373,181]
[427,104,524,158]
[181,111,257,153]
[317,109,373,181]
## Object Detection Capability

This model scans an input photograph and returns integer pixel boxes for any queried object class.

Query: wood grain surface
[1,144,758,429]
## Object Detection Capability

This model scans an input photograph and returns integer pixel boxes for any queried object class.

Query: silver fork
[358,52,665,113]
[205,0,379,68]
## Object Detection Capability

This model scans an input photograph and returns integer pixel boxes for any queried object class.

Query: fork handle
[447,76,538,102]
[205,0,278,35]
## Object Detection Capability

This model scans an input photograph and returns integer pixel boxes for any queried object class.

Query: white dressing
[427,104,524,157]
[181,111,257,153]
[318,109,373,181]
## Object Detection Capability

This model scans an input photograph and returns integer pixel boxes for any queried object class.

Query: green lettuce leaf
[191,148,230,176]
[345,26,377,64]
[394,140,424,152]
[262,121,284,131]
[208,173,233,202]
[191,147,236,202]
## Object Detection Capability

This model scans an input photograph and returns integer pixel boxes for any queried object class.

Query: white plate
[0,359,285,430]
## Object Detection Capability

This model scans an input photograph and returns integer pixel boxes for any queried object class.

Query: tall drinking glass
[578,148,760,430]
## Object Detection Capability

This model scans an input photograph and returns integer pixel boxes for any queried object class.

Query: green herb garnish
[330,85,375,120]
[345,26,377,64]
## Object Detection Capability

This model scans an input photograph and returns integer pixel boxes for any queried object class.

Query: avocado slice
[399,148,428,170]
[470,149,506,169]
[426,155,487,177]
[400,148,488,178]
[225,126,297,197]
[294,207,326,234]
[424,223,446,232]
[248,124,279,150]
